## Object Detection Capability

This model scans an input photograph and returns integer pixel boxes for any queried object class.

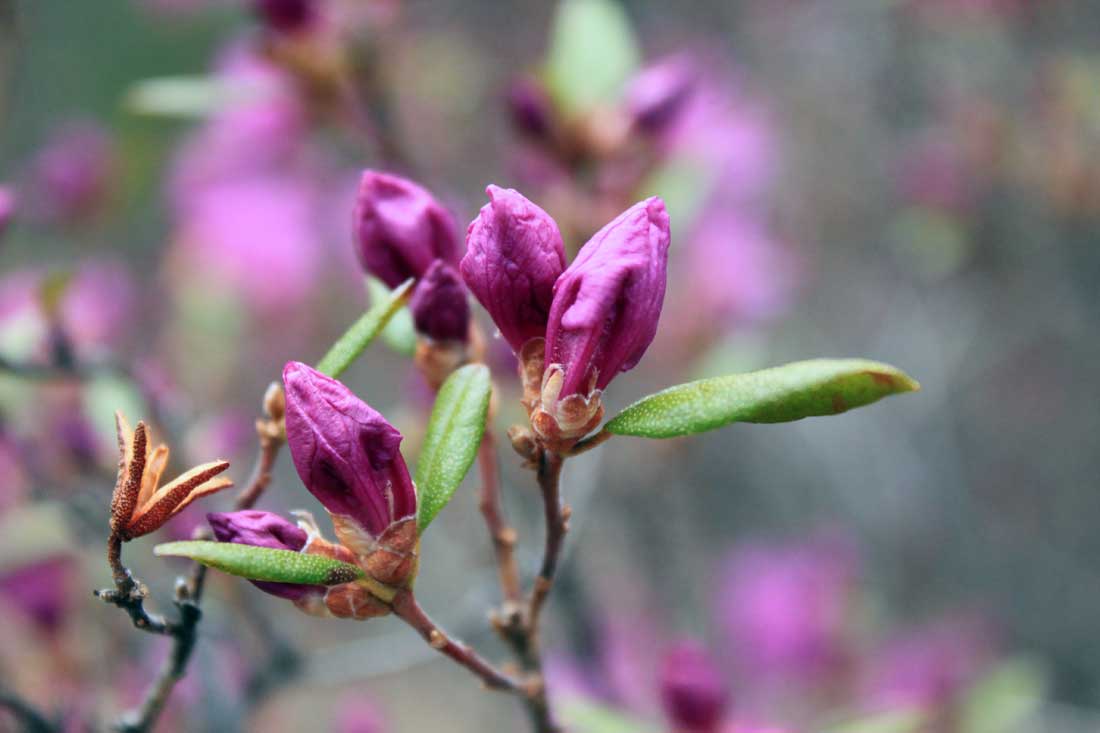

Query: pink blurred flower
[716,535,858,681]
[896,133,978,213]
[60,260,137,358]
[334,695,387,733]
[0,555,75,634]
[26,121,113,225]
[0,185,15,239]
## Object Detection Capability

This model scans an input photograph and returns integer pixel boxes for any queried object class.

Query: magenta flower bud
[410,260,469,343]
[545,197,670,397]
[353,170,459,289]
[624,56,698,135]
[208,510,319,601]
[660,641,730,733]
[460,185,566,353]
[506,76,554,140]
[0,186,15,239]
[254,0,316,33]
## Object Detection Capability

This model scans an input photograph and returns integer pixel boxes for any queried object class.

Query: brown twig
[0,688,58,733]
[529,450,566,639]
[390,589,524,694]
[478,431,522,605]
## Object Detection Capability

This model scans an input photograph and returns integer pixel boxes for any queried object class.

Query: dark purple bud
[353,170,459,289]
[283,361,417,538]
[460,185,566,353]
[659,641,730,733]
[208,510,319,600]
[253,0,316,33]
[506,76,554,140]
[0,186,15,239]
[410,260,470,342]
[623,55,698,135]
[544,197,670,397]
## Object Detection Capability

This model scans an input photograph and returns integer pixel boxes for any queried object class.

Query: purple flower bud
[624,55,698,135]
[353,170,459,289]
[659,641,730,733]
[254,0,316,33]
[410,260,469,342]
[283,361,417,538]
[460,185,566,353]
[28,121,112,225]
[506,76,554,140]
[0,186,15,239]
[545,197,670,397]
[208,510,319,600]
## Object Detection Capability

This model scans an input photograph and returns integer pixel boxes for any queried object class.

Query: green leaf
[316,279,415,378]
[543,0,640,116]
[126,75,261,118]
[558,697,659,733]
[605,358,920,438]
[961,659,1046,733]
[366,276,417,357]
[825,709,929,733]
[154,540,364,586]
[415,364,492,532]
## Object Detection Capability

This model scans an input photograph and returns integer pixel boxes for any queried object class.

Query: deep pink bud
[253,0,316,33]
[353,170,459,289]
[545,197,670,397]
[208,510,319,601]
[283,361,417,538]
[410,260,469,343]
[624,55,698,135]
[506,76,554,140]
[0,186,15,239]
[461,185,566,353]
[659,641,729,733]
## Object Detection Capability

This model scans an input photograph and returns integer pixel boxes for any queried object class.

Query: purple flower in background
[716,536,857,681]
[865,615,995,710]
[624,55,699,135]
[334,695,387,733]
[660,641,730,733]
[61,260,138,358]
[461,185,566,353]
[506,76,555,141]
[0,556,74,634]
[353,170,459,289]
[410,260,469,343]
[254,0,317,33]
[208,510,321,601]
[283,361,418,585]
[26,121,112,225]
[0,186,16,238]
[544,197,670,397]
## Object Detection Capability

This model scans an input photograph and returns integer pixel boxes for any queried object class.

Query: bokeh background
[2,1,1099,731]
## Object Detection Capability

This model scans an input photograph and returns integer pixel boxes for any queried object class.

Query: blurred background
[1,0,1099,731]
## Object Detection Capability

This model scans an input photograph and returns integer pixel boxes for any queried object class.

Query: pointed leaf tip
[316,278,415,378]
[605,358,919,438]
[415,364,492,532]
[154,540,364,586]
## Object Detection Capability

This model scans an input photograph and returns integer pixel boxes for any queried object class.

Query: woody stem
[529,449,566,639]
[478,430,522,604]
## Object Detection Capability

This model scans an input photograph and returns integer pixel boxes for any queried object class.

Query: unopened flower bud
[353,170,459,289]
[534,197,670,448]
[0,186,15,239]
[262,381,286,422]
[208,510,320,601]
[660,641,730,733]
[253,0,316,34]
[283,362,418,587]
[623,56,698,135]
[506,76,554,141]
[410,260,469,343]
[460,185,566,354]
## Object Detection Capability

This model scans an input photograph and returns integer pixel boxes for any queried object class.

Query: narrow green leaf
[543,0,640,116]
[558,697,659,733]
[825,709,928,733]
[366,276,417,357]
[960,659,1046,733]
[606,358,920,438]
[316,279,414,378]
[415,364,492,532]
[126,76,260,118]
[154,540,364,586]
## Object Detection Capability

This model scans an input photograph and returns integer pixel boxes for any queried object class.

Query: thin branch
[478,431,522,605]
[0,689,58,733]
[529,449,566,639]
[390,589,524,694]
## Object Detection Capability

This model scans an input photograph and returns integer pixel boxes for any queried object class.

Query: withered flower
[110,412,233,541]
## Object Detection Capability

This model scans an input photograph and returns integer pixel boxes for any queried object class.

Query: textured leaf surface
[316,279,414,377]
[544,0,640,115]
[415,364,491,531]
[154,540,364,585]
[606,359,920,438]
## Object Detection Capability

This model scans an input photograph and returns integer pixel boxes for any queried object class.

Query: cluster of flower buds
[109,413,233,542]
[462,186,670,451]
[208,361,418,620]
[354,170,477,387]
